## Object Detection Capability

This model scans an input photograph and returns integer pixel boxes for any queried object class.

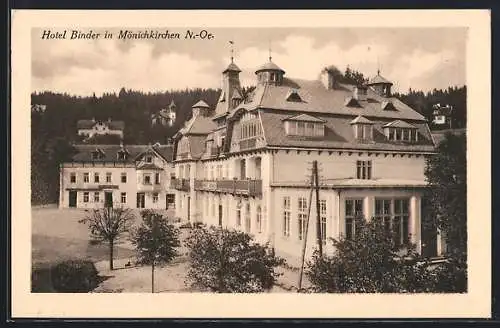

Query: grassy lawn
[32,206,140,266]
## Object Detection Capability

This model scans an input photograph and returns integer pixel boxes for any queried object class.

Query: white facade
[59,145,175,210]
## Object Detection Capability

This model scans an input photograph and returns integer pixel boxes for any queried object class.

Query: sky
[31,27,467,96]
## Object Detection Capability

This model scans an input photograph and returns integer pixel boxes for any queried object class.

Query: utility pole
[313,160,323,257]
[298,165,314,291]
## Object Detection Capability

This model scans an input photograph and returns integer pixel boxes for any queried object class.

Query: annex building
[59,143,176,211]
[171,56,442,263]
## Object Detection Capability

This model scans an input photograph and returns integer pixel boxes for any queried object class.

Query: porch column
[410,195,422,253]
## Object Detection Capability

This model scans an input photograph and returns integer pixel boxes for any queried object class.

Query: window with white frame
[83,192,89,203]
[353,124,373,141]
[83,172,89,183]
[106,172,112,183]
[94,192,100,202]
[374,198,410,245]
[143,174,151,185]
[245,203,251,232]
[145,155,153,163]
[256,206,262,233]
[320,199,327,244]
[385,127,418,142]
[155,172,160,184]
[121,172,127,183]
[345,199,363,240]
[297,197,308,241]
[94,173,100,183]
[356,160,372,179]
[240,119,261,140]
[153,193,159,203]
[70,172,76,183]
[283,196,291,237]
[286,121,325,137]
[121,192,126,204]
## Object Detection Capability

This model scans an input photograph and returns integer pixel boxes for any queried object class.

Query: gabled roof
[350,115,374,125]
[259,110,435,152]
[77,119,125,130]
[383,120,418,129]
[241,78,426,121]
[70,144,174,163]
[192,100,210,108]
[283,113,326,123]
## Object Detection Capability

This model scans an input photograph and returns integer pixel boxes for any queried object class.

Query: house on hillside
[77,118,125,140]
[31,104,47,113]
[172,56,441,265]
[432,103,454,128]
[151,100,177,127]
[59,143,176,210]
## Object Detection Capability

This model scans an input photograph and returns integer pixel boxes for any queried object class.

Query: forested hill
[31,87,221,145]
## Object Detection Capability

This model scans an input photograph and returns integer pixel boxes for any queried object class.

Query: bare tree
[79,207,136,270]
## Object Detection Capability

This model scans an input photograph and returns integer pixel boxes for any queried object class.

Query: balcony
[194,179,262,197]
[239,138,257,151]
[209,146,220,157]
[177,152,189,160]
[172,178,190,192]
[137,183,164,192]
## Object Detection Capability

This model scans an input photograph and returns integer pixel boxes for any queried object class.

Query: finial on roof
[229,40,234,63]
[268,40,272,61]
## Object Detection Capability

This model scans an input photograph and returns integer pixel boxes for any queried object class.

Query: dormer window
[381,101,397,111]
[350,116,374,141]
[383,120,419,142]
[345,97,361,108]
[91,149,104,160]
[117,150,128,161]
[284,114,325,137]
[286,89,303,102]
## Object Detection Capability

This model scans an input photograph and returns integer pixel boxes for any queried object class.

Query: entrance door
[218,204,223,226]
[68,191,77,208]
[105,192,113,208]
[136,193,145,208]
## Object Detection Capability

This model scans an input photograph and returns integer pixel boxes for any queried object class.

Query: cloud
[32,28,466,95]
[32,37,217,95]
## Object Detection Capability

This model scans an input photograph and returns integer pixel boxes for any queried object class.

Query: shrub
[185,226,285,293]
[50,259,99,293]
[31,264,56,293]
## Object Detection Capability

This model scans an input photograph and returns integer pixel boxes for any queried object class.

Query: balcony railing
[194,179,262,196]
[137,183,164,192]
[172,178,190,191]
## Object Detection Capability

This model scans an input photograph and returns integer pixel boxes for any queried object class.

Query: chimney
[320,68,337,90]
[354,86,368,101]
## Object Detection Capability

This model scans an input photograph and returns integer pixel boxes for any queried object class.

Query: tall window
[256,206,262,233]
[236,206,241,226]
[356,160,372,179]
[121,172,127,183]
[155,172,160,184]
[283,196,291,237]
[83,172,89,183]
[345,199,363,240]
[94,173,100,183]
[143,174,151,185]
[245,203,251,232]
[153,193,159,203]
[121,192,126,204]
[297,197,308,241]
[83,192,89,203]
[106,172,112,183]
[375,198,410,245]
[320,200,327,244]
[70,172,76,183]
[94,192,100,202]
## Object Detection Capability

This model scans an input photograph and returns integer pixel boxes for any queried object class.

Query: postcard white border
[11,9,491,318]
